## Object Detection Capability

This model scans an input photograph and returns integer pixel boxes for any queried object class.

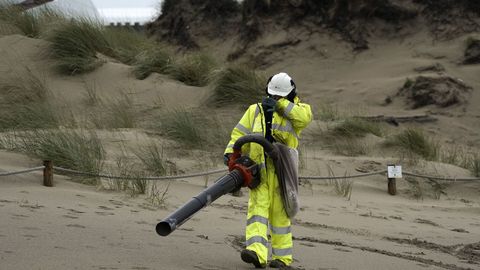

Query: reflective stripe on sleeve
[271,225,291,235]
[283,102,294,118]
[272,122,298,138]
[246,236,268,248]
[254,105,260,119]
[272,247,293,256]
[226,144,234,149]
[235,123,251,134]
[247,215,268,226]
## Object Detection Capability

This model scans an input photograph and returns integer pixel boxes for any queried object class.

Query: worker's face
[272,95,282,100]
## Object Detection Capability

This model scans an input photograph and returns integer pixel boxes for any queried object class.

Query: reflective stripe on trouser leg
[245,179,270,266]
[268,159,293,265]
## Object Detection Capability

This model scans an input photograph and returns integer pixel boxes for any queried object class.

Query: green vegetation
[403,77,414,89]
[316,102,340,121]
[329,118,383,138]
[468,153,480,177]
[133,47,172,80]
[87,93,137,129]
[405,177,423,200]
[385,128,439,161]
[82,80,101,106]
[331,139,369,157]
[8,129,105,184]
[48,18,109,74]
[134,142,177,176]
[160,108,203,147]
[0,69,58,130]
[0,4,62,38]
[106,94,137,128]
[210,65,265,106]
[169,53,216,86]
[104,27,153,65]
[327,165,352,199]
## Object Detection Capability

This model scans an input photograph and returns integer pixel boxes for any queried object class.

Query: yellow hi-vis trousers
[245,158,293,266]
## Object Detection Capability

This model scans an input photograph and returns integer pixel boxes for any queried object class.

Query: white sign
[387,165,402,178]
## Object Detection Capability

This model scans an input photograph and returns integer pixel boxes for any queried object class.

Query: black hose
[232,134,277,160]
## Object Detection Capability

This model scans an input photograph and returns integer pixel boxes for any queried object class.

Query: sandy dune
[1,9,480,270]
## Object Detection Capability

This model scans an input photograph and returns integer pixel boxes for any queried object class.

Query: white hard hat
[267,72,295,97]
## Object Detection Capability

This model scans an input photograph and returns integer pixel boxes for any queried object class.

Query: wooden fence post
[43,160,53,187]
[388,177,396,195]
[387,164,401,196]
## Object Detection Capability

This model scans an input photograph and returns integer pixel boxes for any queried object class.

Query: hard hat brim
[267,86,293,97]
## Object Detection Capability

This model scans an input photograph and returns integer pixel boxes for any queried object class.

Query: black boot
[269,259,287,268]
[240,249,265,268]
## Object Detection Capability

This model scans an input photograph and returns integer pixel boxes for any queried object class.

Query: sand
[1,19,480,270]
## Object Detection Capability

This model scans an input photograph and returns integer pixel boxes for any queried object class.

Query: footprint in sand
[451,228,469,233]
[135,221,150,225]
[299,242,316,247]
[414,218,440,227]
[62,215,79,219]
[21,226,40,231]
[334,247,352,253]
[67,224,86,229]
[68,209,85,214]
[11,214,29,220]
[95,211,114,216]
[98,206,114,211]
[109,200,125,207]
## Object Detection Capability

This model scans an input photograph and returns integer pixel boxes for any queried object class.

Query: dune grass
[10,129,105,184]
[155,107,231,150]
[329,118,383,138]
[326,165,352,199]
[169,53,217,86]
[88,93,137,129]
[210,65,266,106]
[106,94,137,128]
[134,142,177,176]
[385,128,439,161]
[467,153,480,177]
[0,4,63,38]
[316,102,340,121]
[48,18,109,74]
[160,107,204,147]
[104,27,154,65]
[133,46,172,80]
[0,69,58,130]
[331,139,369,157]
[319,118,381,157]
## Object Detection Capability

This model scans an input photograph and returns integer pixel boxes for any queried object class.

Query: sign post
[387,165,402,195]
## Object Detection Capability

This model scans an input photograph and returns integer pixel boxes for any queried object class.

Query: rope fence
[52,166,227,181]
[0,166,45,176]
[1,161,479,195]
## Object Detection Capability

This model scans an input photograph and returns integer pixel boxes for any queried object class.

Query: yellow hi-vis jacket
[224,96,312,165]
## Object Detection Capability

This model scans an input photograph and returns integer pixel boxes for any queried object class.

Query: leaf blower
[156,134,276,236]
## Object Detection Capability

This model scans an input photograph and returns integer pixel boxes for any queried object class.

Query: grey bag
[272,143,300,218]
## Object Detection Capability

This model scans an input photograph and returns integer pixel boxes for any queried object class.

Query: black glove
[262,97,277,113]
[223,153,231,166]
